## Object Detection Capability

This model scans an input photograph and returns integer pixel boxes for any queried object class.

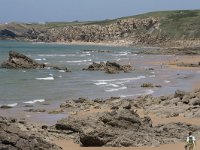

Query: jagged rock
[55,109,200,147]
[0,116,61,150]
[83,61,133,74]
[0,29,16,38]
[0,51,70,71]
[0,51,45,69]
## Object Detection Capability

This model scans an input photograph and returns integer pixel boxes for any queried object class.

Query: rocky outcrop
[0,29,16,38]
[55,108,200,147]
[0,51,45,69]
[133,89,200,118]
[83,61,133,73]
[0,17,163,46]
[0,51,69,71]
[0,116,61,150]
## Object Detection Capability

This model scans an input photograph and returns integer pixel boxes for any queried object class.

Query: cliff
[1,10,200,47]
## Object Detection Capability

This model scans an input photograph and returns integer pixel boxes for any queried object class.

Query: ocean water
[0,40,198,108]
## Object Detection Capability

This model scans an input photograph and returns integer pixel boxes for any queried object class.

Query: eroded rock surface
[55,109,200,147]
[0,51,69,71]
[0,117,61,150]
[83,61,133,73]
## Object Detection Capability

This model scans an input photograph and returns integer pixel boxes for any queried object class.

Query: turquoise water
[0,41,198,107]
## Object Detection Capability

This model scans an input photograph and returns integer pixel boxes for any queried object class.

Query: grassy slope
[45,10,200,39]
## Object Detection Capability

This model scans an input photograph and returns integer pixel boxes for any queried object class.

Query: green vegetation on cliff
[1,10,200,45]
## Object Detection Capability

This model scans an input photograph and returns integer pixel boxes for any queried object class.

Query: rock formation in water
[83,61,133,74]
[0,51,69,71]
[0,51,45,69]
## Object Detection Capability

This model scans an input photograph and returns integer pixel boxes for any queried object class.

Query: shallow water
[0,41,199,124]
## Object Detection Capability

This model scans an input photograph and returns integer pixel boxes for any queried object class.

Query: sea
[0,40,199,124]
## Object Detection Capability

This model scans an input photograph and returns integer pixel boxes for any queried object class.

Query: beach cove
[1,40,200,150]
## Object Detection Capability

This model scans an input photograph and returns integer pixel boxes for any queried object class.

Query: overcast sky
[1,0,200,23]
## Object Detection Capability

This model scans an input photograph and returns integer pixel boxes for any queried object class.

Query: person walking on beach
[185,132,196,150]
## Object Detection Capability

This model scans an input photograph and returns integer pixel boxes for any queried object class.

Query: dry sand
[54,108,200,150]
[55,139,200,150]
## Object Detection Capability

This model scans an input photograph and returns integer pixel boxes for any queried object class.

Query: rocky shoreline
[1,88,200,149]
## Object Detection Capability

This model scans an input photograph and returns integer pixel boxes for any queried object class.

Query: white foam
[61,59,92,63]
[58,75,62,78]
[145,89,154,95]
[112,52,128,56]
[6,103,18,107]
[105,86,127,92]
[116,59,121,61]
[80,53,91,57]
[38,54,66,57]
[149,75,156,78]
[95,76,146,83]
[49,74,53,76]
[35,58,42,61]
[23,99,45,104]
[36,77,54,80]
[94,82,107,85]
[106,84,119,87]
[164,80,171,83]
[120,89,154,98]
[22,70,26,73]
[58,70,66,72]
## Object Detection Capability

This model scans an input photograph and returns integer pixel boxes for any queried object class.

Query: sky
[0,0,200,23]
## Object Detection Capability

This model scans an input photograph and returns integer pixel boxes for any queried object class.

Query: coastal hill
[0,10,200,47]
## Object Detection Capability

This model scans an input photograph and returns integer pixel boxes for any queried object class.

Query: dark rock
[174,90,186,99]
[24,109,46,112]
[0,105,13,109]
[1,51,70,71]
[42,125,48,130]
[83,61,133,74]
[0,29,16,38]
[0,51,45,69]
[73,97,88,103]
[0,116,61,150]
[141,83,162,88]
[55,108,200,147]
